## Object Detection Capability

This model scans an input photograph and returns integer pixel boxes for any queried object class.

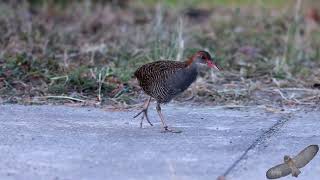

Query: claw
[133,110,144,118]
[133,97,153,128]
[134,109,153,127]
[161,126,182,133]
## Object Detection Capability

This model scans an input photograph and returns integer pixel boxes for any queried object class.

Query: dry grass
[0,0,319,107]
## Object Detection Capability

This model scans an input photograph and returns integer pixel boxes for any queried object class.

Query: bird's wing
[293,144,319,168]
[134,60,186,87]
[266,163,291,179]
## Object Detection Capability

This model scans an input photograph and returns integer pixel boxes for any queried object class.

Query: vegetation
[0,0,319,107]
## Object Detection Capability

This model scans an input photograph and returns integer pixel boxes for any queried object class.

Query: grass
[0,0,320,106]
[139,0,288,8]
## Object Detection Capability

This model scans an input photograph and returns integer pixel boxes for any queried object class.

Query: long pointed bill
[207,61,221,71]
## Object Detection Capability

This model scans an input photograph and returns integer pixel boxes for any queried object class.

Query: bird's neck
[185,56,201,71]
[185,55,196,67]
[184,58,199,75]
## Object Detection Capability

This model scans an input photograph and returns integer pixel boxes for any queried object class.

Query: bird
[266,144,319,179]
[133,50,220,133]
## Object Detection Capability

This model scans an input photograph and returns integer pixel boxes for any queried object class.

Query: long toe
[142,112,153,127]
[137,110,153,128]
[144,113,153,126]
[146,119,153,126]
[161,127,182,133]
[169,129,182,133]
[133,110,144,118]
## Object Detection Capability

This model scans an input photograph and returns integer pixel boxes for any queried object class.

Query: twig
[43,96,85,102]
[63,48,69,68]
[274,89,288,100]
[280,88,320,93]
[98,72,102,102]
[176,17,184,61]
[294,0,302,23]
[97,67,111,102]
[272,78,281,88]
[299,95,320,102]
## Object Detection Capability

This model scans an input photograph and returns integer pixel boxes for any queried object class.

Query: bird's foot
[161,126,182,133]
[133,108,153,127]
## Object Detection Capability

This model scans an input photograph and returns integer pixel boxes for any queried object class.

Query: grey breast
[166,65,198,97]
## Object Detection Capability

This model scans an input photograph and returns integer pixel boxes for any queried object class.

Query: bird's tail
[291,166,301,177]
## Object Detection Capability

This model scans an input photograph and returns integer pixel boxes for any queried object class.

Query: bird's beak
[207,60,221,71]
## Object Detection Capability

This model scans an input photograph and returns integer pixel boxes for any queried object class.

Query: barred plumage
[133,50,219,133]
[134,60,197,103]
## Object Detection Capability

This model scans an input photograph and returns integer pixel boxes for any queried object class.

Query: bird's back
[134,60,198,103]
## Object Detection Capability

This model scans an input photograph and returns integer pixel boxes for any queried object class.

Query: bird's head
[284,155,291,163]
[190,50,220,71]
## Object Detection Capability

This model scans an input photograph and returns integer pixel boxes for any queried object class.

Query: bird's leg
[133,97,153,127]
[156,103,182,133]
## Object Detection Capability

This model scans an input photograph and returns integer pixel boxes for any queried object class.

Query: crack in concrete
[221,113,292,177]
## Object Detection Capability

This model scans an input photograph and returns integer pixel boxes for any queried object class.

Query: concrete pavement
[0,104,319,180]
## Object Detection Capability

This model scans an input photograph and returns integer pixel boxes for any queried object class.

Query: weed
[1,1,320,106]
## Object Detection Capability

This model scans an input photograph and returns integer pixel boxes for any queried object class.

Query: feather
[293,144,319,168]
[266,163,291,179]
[134,60,197,103]
[266,145,319,179]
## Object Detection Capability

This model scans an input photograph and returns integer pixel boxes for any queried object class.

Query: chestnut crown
[188,50,220,70]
